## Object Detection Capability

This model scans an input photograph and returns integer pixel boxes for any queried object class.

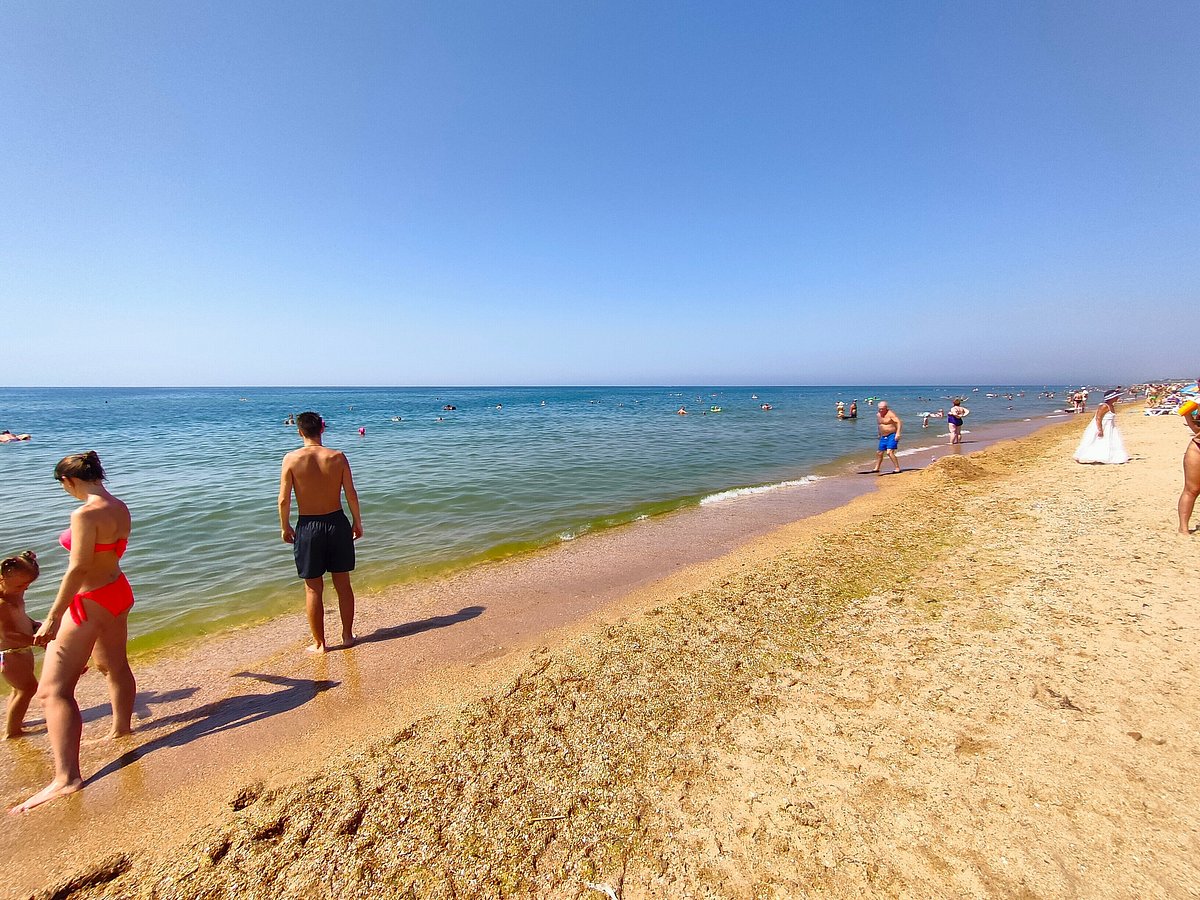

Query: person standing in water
[947,399,970,444]
[279,412,363,652]
[872,401,903,474]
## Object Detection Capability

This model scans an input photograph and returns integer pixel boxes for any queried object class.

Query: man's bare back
[283,446,351,516]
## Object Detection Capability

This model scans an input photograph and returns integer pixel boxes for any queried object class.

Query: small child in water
[1,551,41,738]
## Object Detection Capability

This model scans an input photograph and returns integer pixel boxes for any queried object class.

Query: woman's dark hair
[0,550,39,580]
[54,450,106,483]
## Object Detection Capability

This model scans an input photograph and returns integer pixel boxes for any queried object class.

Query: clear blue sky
[2,1,1196,386]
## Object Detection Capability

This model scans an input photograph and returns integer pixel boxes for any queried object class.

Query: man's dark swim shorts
[293,510,355,578]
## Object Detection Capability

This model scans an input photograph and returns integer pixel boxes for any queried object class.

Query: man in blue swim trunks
[872,401,903,475]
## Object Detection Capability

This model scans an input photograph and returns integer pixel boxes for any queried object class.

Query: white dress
[1074,412,1129,464]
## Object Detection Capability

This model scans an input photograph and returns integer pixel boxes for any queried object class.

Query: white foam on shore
[895,445,938,457]
[559,524,592,541]
[700,476,822,505]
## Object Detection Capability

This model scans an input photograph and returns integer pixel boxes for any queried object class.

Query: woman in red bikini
[11,451,137,813]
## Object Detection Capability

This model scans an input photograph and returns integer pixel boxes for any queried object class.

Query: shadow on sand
[81,686,201,726]
[84,673,337,787]
[82,607,484,785]
[355,604,486,646]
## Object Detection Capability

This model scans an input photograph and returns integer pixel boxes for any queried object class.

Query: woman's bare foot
[306,642,327,654]
[88,724,134,743]
[9,777,83,814]
[5,727,26,739]
[341,632,356,649]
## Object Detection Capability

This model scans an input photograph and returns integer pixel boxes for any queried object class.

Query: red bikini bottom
[69,573,135,626]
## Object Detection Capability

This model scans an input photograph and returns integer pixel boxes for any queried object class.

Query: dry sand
[10,408,1200,899]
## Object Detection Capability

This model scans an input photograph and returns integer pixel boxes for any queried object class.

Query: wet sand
[1,413,1066,896]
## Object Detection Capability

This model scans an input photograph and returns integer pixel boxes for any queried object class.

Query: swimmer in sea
[677,407,688,416]
[0,431,32,443]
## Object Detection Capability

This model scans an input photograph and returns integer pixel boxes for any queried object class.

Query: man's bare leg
[331,571,356,647]
[888,449,901,472]
[304,577,327,652]
[872,450,884,473]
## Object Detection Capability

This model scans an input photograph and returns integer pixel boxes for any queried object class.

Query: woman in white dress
[1074,390,1129,464]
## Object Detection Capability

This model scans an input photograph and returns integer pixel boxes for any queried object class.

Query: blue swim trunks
[878,433,898,452]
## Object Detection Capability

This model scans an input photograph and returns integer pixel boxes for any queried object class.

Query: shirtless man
[279,411,363,652]
[872,401,903,474]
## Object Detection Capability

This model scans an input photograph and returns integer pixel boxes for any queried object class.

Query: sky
[1,1,1196,387]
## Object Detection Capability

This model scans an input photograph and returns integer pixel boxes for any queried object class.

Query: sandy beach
[7,407,1199,899]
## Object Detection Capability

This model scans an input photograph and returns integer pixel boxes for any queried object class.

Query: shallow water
[0,385,1067,650]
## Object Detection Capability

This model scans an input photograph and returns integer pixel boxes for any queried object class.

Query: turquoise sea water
[0,386,1067,651]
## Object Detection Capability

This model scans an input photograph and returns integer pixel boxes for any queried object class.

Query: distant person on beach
[1178,402,1200,535]
[278,411,363,653]
[1073,390,1129,465]
[947,400,969,444]
[848,401,857,419]
[13,452,136,813]
[836,401,846,419]
[1,551,40,738]
[872,402,902,474]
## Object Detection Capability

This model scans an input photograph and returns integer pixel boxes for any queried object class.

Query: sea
[0,385,1070,653]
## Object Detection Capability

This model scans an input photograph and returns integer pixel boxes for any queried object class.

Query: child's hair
[55,450,105,482]
[0,550,39,580]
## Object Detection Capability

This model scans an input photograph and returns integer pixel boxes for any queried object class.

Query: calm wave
[0,385,1066,651]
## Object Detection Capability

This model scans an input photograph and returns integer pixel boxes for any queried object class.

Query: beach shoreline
[0,385,1075,657]
[6,408,1183,897]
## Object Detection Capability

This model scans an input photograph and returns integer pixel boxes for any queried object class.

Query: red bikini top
[58,529,128,558]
